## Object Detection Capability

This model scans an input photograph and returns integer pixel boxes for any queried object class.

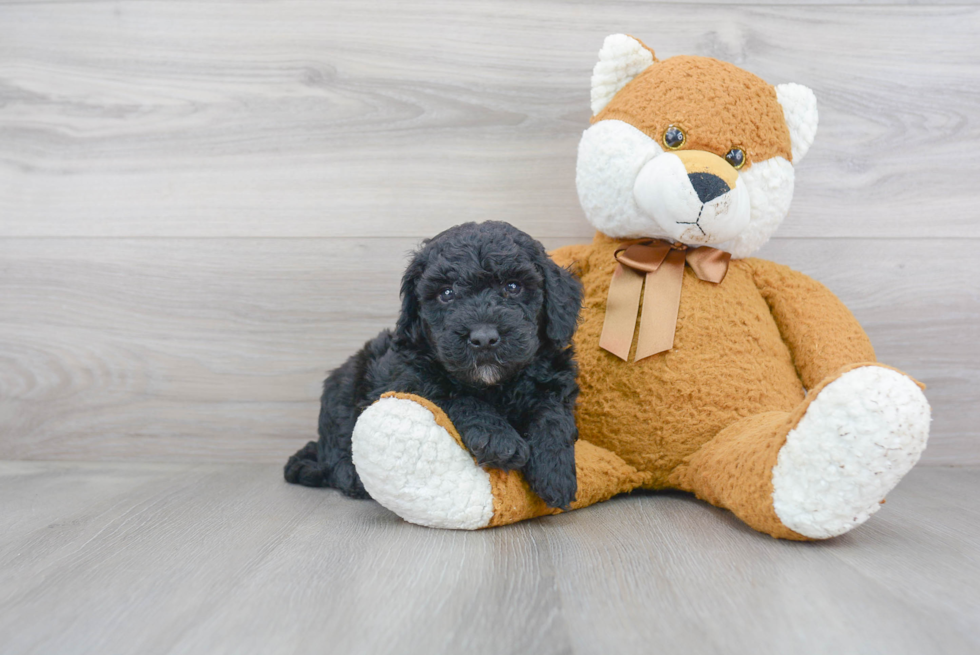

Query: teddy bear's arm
[745,258,876,390]
[548,244,592,277]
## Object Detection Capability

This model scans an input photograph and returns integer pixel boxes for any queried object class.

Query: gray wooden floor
[1,461,978,655]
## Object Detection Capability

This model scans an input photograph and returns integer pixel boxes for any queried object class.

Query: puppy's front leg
[444,396,529,470]
[523,400,578,510]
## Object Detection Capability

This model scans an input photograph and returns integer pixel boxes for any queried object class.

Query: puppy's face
[416,241,544,387]
[396,222,580,388]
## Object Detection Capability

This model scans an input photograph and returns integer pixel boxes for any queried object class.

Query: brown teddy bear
[350,35,931,540]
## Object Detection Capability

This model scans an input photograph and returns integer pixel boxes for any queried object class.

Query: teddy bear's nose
[689,172,730,204]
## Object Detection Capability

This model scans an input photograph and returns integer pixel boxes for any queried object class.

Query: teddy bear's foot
[351,392,652,530]
[351,393,496,529]
[771,365,931,539]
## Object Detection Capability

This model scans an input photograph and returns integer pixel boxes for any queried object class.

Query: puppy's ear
[394,249,426,348]
[540,255,582,349]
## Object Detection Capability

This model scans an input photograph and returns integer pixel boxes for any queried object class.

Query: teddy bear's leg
[351,392,650,529]
[669,364,930,540]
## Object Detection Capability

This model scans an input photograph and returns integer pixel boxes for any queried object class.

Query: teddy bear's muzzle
[633,149,751,246]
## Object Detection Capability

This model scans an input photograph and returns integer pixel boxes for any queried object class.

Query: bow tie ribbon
[599,240,731,361]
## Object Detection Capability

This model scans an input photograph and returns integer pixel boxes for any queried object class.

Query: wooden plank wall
[1,0,977,465]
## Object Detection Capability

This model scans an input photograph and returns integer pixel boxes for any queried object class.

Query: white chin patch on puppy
[475,365,500,386]
[633,153,750,246]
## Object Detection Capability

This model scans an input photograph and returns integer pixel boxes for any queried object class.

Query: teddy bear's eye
[725,148,746,170]
[663,126,686,150]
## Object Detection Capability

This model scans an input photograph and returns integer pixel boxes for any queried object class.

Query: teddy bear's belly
[573,265,805,487]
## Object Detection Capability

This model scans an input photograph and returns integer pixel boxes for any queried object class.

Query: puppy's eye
[725,147,746,170]
[663,125,685,150]
[438,287,455,303]
[504,281,523,295]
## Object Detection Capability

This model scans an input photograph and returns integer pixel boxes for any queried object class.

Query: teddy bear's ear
[775,83,819,163]
[591,34,656,116]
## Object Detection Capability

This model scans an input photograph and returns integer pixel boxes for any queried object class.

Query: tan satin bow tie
[599,240,731,362]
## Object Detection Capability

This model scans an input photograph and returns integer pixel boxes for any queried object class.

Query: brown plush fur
[594,55,793,167]
[568,233,848,487]
[486,440,652,527]
[669,411,805,539]
[670,362,922,539]
[509,235,881,538]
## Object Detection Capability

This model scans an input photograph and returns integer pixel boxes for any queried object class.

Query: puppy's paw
[464,426,530,471]
[533,474,577,511]
[523,445,578,510]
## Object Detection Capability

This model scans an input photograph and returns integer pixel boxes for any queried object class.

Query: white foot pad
[772,366,931,539]
[351,396,494,530]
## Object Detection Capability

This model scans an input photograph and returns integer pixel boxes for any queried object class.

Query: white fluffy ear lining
[775,83,818,163]
[591,34,655,116]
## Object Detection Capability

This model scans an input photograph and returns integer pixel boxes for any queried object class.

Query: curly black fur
[284,221,583,509]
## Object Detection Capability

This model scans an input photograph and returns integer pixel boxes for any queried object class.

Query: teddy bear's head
[576,35,818,258]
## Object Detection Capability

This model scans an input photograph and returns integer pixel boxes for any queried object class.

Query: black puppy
[284,221,582,509]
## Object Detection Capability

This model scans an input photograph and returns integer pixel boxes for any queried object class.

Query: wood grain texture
[0,461,978,655]
[0,2,977,466]
[0,1,978,238]
[1,237,976,465]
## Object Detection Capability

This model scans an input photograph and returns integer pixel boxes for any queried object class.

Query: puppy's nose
[688,172,730,204]
[468,325,500,350]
